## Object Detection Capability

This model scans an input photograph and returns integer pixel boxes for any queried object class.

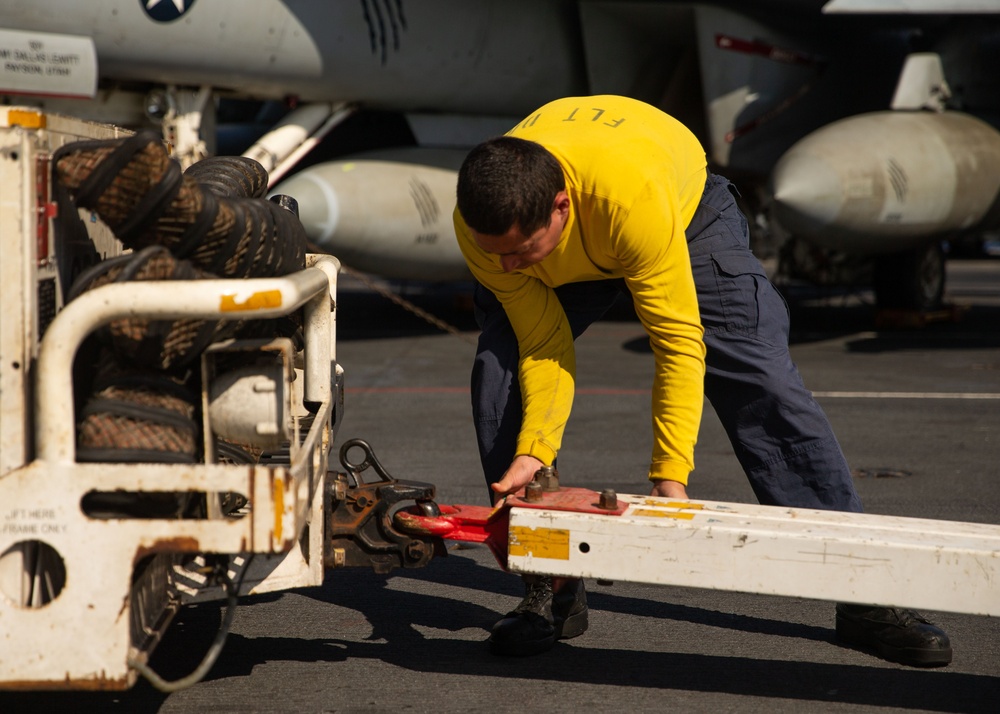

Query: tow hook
[324,438,445,574]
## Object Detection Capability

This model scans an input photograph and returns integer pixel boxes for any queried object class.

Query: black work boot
[835,604,952,667]
[488,576,589,656]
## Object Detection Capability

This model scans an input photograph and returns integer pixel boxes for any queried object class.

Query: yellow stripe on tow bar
[509,526,570,560]
[633,509,695,520]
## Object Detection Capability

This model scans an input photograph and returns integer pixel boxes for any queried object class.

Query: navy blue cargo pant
[471,173,863,512]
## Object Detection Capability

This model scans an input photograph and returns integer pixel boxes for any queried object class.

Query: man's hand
[491,454,545,503]
[650,479,688,500]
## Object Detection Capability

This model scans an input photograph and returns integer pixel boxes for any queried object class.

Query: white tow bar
[503,493,1000,616]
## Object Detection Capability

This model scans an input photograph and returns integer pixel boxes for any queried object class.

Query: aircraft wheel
[873,241,945,310]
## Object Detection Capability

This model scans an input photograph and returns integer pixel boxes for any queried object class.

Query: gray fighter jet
[3,0,999,307]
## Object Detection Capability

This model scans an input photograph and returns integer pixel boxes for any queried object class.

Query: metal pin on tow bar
[535,465,560,492]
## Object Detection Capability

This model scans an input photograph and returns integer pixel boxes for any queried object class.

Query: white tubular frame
[35,256,339,464]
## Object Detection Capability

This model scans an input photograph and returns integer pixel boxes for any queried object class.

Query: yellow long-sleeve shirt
[454,95,707,484]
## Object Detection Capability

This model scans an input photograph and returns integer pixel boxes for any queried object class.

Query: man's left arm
[614,185,706,488]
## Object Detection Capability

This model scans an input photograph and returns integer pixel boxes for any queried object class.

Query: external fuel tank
[272,151,471,283]
[770,111,1000,255]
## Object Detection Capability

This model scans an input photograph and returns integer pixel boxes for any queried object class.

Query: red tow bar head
[393,476,627,570]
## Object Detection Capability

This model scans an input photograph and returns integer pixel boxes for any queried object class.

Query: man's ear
[553,190,570,218]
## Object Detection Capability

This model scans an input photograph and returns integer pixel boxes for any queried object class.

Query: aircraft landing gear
[873,241,946,310]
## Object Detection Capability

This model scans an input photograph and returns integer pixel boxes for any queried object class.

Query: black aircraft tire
[873,242,946,310]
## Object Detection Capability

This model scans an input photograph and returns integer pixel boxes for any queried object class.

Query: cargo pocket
[709,250,770,337]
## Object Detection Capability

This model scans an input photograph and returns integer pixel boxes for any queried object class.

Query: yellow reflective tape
[509,526,570,560]
[632,508,695,520]
[642,499,704,509]
[8,109,45,129]
[273,477,284,543]
[220,289,283,312]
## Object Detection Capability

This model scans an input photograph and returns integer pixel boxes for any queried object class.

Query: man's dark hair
[456,136,565,236]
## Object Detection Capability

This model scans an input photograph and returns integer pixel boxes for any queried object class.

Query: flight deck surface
[5,258,998,713]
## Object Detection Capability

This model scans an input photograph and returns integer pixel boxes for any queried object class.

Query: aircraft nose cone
[770,150,842,234]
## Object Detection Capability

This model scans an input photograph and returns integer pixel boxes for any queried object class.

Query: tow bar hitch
[324,438,446,574]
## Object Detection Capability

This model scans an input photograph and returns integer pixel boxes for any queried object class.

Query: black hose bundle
[77,358,199,465]
[184,155,269,199]
[67,245,245,371]
[53,131,306,278]
[53,132,310,487]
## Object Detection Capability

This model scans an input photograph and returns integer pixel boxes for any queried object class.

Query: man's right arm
[453,211,579,483]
